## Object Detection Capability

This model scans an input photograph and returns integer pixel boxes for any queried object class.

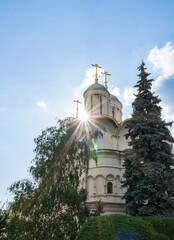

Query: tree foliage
[0,204,8,240]
[8,118,100,239]
[122,61,174,216]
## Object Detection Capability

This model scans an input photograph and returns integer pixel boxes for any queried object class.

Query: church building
[79,64,131,214]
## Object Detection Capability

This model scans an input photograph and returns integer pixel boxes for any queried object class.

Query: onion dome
[110,94,120,102]
[83,82,109,96]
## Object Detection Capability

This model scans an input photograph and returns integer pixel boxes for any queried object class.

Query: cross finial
[101,71,111,89]
[91,64,102,83]
[74,100,82,118]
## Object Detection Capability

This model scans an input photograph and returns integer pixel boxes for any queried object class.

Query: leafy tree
[0,206,8,240]
[122,61,174,216]
[90,200,104,217]
[8,118,101,240]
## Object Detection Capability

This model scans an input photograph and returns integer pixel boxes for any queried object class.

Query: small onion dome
[83,82,109,96]
[110,94,120,102]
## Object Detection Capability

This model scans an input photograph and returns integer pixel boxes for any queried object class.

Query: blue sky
[1,0,174,204]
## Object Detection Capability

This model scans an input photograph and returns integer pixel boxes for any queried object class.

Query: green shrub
[77,214,170,240]
[142,217,174,240]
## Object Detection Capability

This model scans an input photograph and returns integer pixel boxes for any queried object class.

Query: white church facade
[79,69,131,214]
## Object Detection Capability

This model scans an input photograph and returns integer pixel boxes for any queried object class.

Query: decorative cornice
[90,115,132,128]
[93,114,119,127]
[91,149,124,155]
[120,118,132,126]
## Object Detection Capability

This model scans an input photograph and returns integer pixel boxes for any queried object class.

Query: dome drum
[83,83,122,119]
[84,88,109,115]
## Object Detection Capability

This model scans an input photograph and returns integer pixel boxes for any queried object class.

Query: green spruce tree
[122,61,174,216]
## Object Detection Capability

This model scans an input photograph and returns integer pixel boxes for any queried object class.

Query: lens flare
[92,138,98,154]
[79,111,89,122]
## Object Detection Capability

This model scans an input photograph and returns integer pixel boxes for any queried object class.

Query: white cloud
[171,127,174,137]
[123,87,136,106]
[0,107,7,112]
[109,86,120,97]
[81,67,97,89]
[158,103,174,137]
[148,42,174,137]
[74,66,105,97]
[36,101,47,108]
[160,102,174,122]
[148,42,174,88]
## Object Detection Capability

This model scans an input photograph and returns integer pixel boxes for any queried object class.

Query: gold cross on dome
[74,100,82,118]
[91,64,102,83]
[101,71,111,89]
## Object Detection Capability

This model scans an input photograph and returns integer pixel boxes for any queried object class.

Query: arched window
[107,182,113,194]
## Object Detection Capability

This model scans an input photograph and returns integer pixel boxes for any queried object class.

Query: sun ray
[61,119,83,156]
[84,121,91,142]
[87,117,114,144]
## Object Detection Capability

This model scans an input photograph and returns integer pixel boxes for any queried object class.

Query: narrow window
[91,96,93,110]
[112,107,115,118]
[84,99,86,110]
[107,182,113,194]
[100,95,102,114]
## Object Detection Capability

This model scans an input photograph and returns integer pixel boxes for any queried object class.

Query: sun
[79,111,89,122]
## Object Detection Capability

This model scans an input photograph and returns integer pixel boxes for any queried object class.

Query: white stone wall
[78,118,132,213]
[84,152,124,204]
[93,94,100,115]
[109,99,122,124]
[96,119,118,150]
[102,95,108,115]
[118,122,131,151]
